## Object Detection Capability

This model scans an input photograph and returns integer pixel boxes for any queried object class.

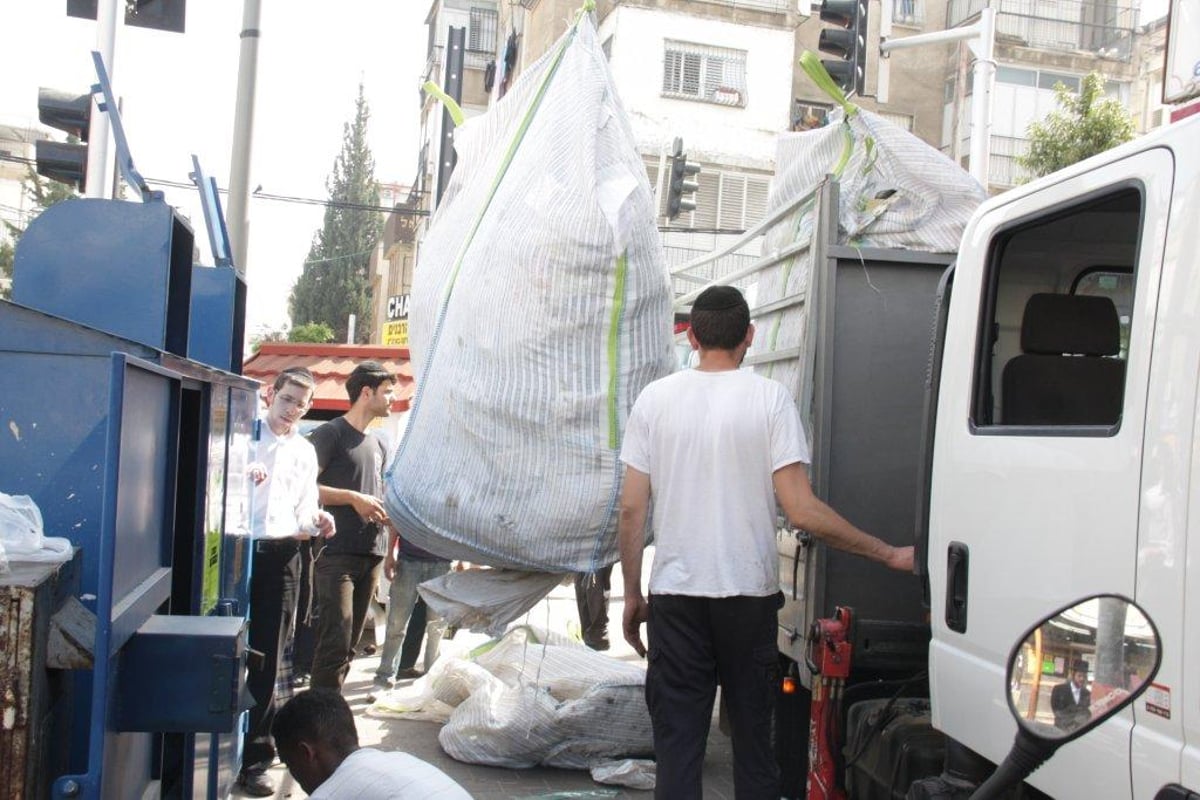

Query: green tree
[289,84,382,343]
[288,322,335,343]
[1017,72,1136,179]
[1,166,78,299]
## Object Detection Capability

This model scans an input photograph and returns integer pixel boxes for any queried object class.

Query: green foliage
[0,238,13,300]
[248,325,288,354]
[1017,72,1136,179]
[289,85,382,344]
[288,322,335,343]
[1,166,79,299]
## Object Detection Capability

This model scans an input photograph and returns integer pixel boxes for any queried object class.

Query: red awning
[241,343,414,413]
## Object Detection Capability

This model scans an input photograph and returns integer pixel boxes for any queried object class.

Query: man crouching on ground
[272,689,471,799]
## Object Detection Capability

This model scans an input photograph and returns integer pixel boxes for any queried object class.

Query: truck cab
[927,117,1198,798]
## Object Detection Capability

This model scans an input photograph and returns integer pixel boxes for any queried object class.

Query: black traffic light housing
[35,87,93,190]
[666,137,701,221]
[818,0,869,97]
[68,0,187,33]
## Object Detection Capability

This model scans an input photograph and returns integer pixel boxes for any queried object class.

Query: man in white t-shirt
[272,689,471,800]
[618,285,914,800]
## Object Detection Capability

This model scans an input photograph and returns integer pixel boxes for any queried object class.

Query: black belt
[254,538,301,554]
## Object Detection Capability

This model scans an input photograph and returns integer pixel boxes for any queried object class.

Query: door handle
[945,542,969,633]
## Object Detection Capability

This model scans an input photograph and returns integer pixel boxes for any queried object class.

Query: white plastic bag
[590,758,657,791]
[0,492,73,563]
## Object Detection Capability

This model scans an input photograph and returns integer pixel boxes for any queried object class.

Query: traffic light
[67,0,187,33]
[35,87,94,190]
[666,137,701,221]
[818,0,869,97]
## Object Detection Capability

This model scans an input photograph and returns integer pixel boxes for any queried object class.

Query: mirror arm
[970,729,1056,800]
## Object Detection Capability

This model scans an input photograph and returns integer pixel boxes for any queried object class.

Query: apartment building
[368,0,1175,336]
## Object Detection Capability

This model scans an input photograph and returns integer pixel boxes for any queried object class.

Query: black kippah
[692,285,744,312]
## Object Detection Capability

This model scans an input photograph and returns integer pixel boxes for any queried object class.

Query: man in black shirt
[307,361,396,691]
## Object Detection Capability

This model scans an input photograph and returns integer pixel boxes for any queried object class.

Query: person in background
[618,285,914,799]
[395,596,432,679]
[272,689,471,799]
[371,529,451,698]
[1051,661,1092,731]
[307,361,395,691]
[238,367,336,797]
[573,565,613,650]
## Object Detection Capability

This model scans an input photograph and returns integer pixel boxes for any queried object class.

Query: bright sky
[1,2,429,336]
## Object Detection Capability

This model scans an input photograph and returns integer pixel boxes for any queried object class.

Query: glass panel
[1007,596,1159,740]
[997,66,1037,86]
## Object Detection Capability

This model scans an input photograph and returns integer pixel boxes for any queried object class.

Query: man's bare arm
[318,485,387,524]
[773,462,913,572]
[618,466,652,657]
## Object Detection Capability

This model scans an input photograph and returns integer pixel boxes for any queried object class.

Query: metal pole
[879,6,995,189]
[228,0,263,274]
[967,8,997,188]
[85,0,120,199]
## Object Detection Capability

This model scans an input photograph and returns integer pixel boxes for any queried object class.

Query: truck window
[971,186,1142,432]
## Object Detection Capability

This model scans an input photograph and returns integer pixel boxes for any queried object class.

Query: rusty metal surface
[1,558,76,798]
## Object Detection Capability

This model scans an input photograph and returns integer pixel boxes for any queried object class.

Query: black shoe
[584,636,611,651]
[394,667,424,680]
[237,769,276,797]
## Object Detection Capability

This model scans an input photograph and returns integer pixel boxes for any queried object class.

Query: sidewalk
[243,563,738,799]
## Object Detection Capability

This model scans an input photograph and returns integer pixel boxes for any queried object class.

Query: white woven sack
[385,12,673,573]
[748,100,986,397]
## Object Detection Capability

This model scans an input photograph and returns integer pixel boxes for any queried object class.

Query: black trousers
[646,592,782,800]
[573,565,613,646]
[310,552,383,690]
[398,597,427,670]
[241,539,301,774]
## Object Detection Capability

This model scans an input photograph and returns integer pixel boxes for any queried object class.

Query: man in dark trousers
[238,367,335,797]
[1051,661,1092,731]
[308,361,395,691]
[619,285,914,799]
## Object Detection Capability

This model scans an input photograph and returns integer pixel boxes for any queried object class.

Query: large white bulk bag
[385,12,674,572]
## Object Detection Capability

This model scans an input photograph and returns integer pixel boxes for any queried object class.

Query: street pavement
[241,560,739,799]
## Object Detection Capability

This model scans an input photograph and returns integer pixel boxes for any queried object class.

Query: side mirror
[1006,593,1161,743]
[972,594,1161,800]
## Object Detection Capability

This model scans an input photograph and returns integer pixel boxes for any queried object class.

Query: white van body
[927,112,1199,799]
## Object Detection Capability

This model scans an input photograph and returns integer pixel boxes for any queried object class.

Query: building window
[468,7,498,53]
[792,100,832,130]
[648,157,770,230]
[879,111,915,131]
[662,41,748,107]
[892,0,924,25]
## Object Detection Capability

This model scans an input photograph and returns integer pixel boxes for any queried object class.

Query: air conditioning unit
[1150,107,1169,128]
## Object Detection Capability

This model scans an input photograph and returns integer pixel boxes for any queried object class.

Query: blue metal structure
[189,156,246,374]
[0,51,257,799]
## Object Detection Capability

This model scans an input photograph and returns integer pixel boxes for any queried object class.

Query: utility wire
[0,152,429,216]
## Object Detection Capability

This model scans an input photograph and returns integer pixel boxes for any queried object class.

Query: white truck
[676,105,1199,798]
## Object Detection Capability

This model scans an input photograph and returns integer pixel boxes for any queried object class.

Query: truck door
[926,146,1172,799]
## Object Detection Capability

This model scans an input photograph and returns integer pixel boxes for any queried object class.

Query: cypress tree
[289,84,382,343]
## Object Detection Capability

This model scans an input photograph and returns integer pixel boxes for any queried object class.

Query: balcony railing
[948,0,1136,57]
[944,135,1035,188]
[611,0,792,13]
